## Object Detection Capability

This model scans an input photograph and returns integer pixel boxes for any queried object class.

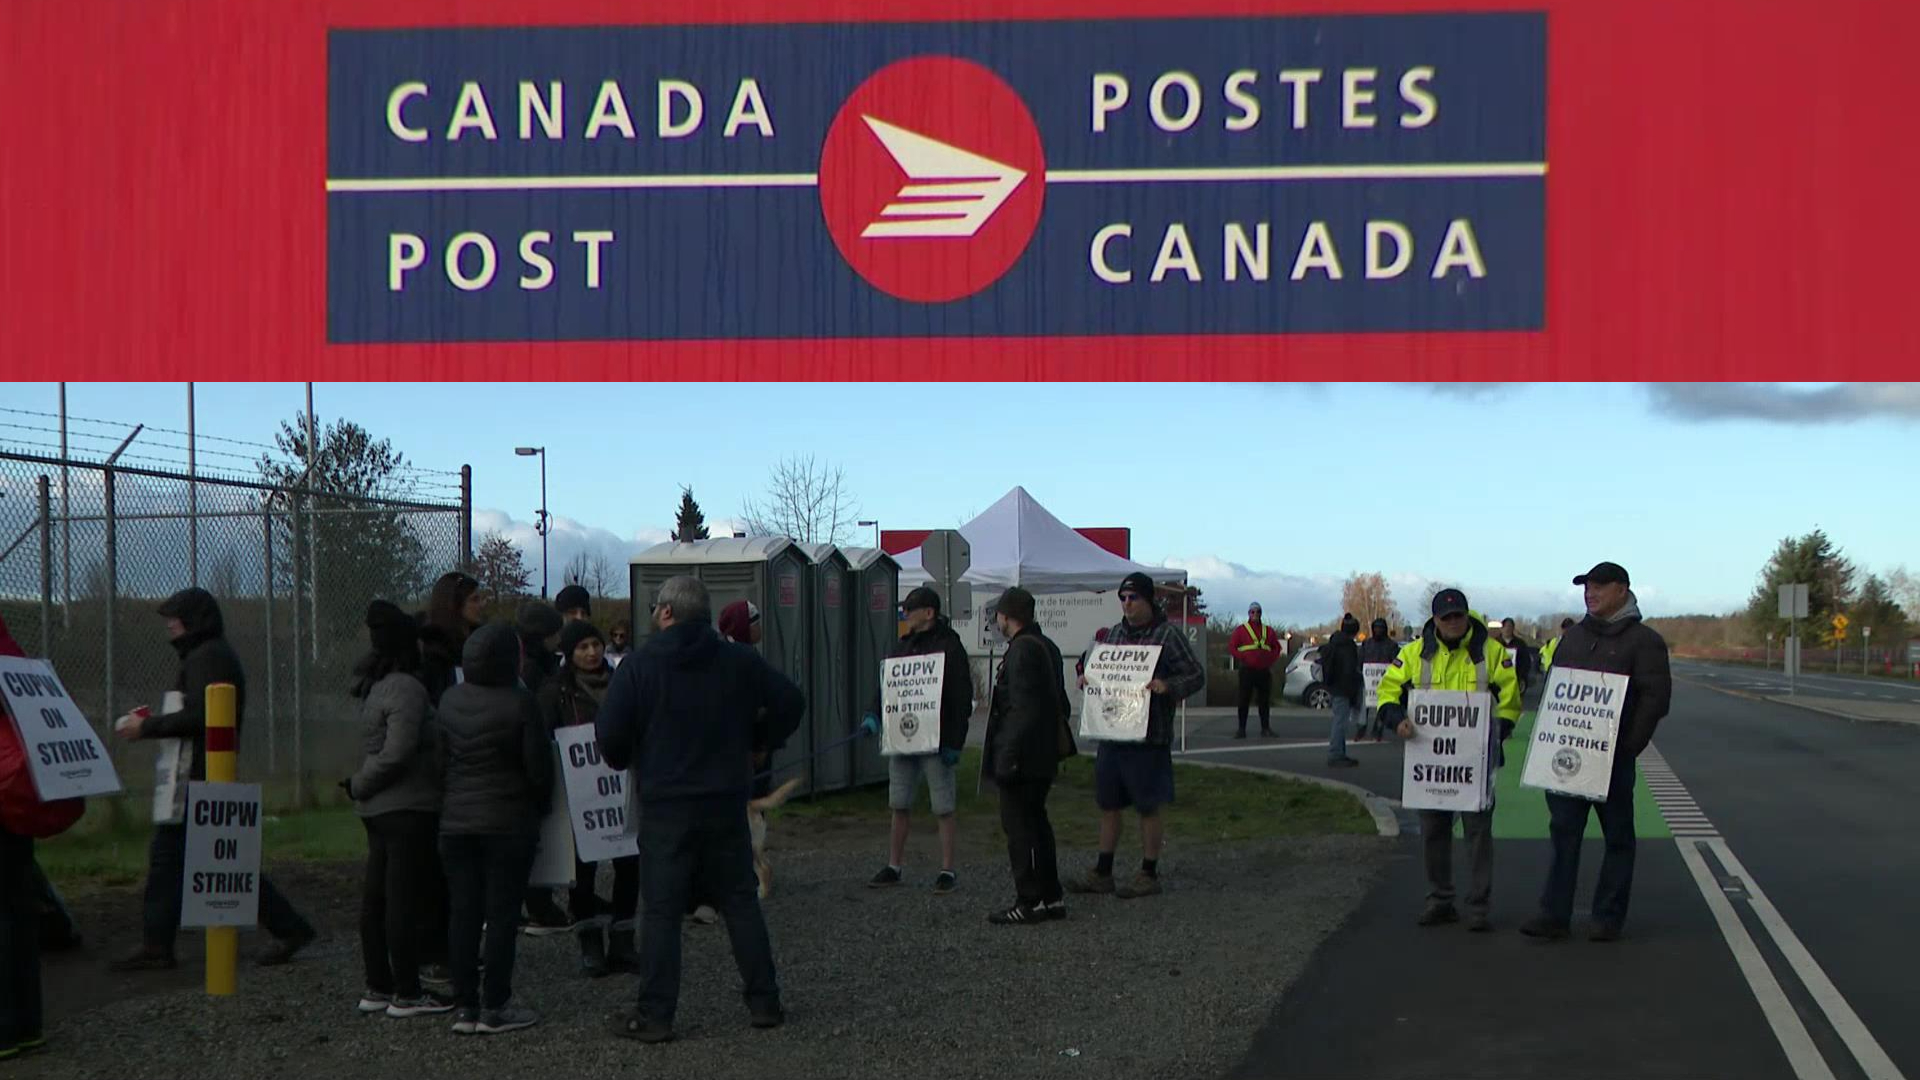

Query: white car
[1283,646,1331,709]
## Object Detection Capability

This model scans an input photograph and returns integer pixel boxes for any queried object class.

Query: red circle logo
[819,57,1047,304]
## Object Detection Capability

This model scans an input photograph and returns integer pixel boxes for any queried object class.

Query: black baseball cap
[902,586,941,613]
[1574,562,1630,587]
[1430,588,1469,617]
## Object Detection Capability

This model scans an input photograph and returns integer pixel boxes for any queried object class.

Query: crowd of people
[0,557,1670,1060]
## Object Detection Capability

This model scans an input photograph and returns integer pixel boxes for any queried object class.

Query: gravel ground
[22,826,1390,1080]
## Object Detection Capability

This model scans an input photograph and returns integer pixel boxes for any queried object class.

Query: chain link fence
[0,448,471,817]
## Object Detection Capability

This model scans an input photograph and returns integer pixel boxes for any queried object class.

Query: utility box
[630,538,831,794]
[796,543,855,794]
[843,547,900,788]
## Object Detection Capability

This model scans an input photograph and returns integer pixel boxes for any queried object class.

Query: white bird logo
[859,116,1028,239]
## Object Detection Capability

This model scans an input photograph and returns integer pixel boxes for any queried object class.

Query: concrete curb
[1678,676,1920,728]
[1178,757,1401,839]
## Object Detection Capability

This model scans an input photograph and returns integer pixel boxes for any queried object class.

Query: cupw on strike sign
[0,657,121,800]
[1399,690,1494,813]
[882,653,944,756]
[182,783,263,928]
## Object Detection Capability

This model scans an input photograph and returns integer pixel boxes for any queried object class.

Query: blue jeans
[1541,756,1638,927]
[1328,696,1357,760]
[637,800,780,1025]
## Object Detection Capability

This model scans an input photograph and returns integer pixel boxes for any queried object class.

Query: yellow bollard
[205,682,238,996]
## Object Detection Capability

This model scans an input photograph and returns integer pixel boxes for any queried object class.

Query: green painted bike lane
[1480,710,1669,840]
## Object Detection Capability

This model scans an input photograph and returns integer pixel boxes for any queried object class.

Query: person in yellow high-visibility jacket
[1538,618,1576,675]
[1375,588,1521,933]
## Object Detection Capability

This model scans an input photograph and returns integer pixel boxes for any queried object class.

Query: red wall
[3,0,1914,382]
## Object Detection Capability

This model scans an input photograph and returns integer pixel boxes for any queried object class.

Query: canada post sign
[325,14,1545,344]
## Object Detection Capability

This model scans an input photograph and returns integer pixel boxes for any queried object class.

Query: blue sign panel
[326,14,1546,343]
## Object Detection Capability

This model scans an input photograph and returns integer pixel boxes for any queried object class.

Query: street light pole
[515,446,549,598]
[858,519,880,549]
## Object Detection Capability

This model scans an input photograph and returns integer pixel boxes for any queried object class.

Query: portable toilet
[795,543,855,794]
[629,538,820,795]
[842,547,899,787]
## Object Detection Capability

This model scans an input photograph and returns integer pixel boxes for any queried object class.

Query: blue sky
[3,382,1914,625]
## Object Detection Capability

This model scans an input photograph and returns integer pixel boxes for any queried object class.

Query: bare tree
[1340,572,1402,632]
[1888,565,1920,621]
[738,454,863,545]
[472,531,532,608]
[562,549,622,597]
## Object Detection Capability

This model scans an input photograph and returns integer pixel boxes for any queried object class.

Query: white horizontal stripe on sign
[324,160,1550,194]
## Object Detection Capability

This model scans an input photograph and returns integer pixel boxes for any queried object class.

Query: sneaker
[1466,913,1493,933]
[256,928,317,967]
[108,947,177,972]
[1328,756,1361,768]
[357,989,395,1014]
[1233,730,1247,739]
[749,1003,786,1030]
[1114,872,1162,900]
[477,1002,540,1034]
[521,894,575,936]
[987,903,1044,925]
[932,870,958,894]
[387,992,457,1018]
[614,1012,675,1044]
[687,905,719,925]
[450,1008,480,1035]
[867,865,903,888]
[1588,921,1624,943]
[1417,904,1459,927]
[1064,869,1115,895]
[1039,900,1069,921]
[419,963,453,991]
[1520,916,1570,940]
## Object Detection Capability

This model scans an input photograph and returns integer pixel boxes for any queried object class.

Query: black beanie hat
[559,619,605,659]
[366,600,419,659]
[515,600,564,641]
[554,584,592,615]
[1119,571,1155,598]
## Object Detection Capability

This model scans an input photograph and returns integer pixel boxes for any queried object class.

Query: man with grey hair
[595,576,805,1044]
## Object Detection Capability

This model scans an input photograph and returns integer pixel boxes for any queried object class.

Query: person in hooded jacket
[1376,589,1522,932]
[1359,618,1402,741]
[433,623,554,1036]
[418,572,484,706]
[595,575,804,1044]
[980,588,1077,925]
[109,588,317,972]
[858,587,973,893]
[511,599,572,935]
[1522,563,1672,943]
[1320,613,1364,767]
[537,621,640,978]
[343,601,452,1019]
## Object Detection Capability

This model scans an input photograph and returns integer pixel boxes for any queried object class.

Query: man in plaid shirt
[1066,572,1205,899]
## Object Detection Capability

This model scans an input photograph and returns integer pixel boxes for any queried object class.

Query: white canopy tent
[893,486,1186,594]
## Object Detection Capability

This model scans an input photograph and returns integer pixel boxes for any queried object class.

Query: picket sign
[881,653,944,756]
[1521,667,1628,802]
[528,744,576,887]
[1362,663,1390,710]
[1079,644,1161,743]
[1399,689,1496,813]
[555,725,638,862]
[0,656,121,800]
[180,781,263,928]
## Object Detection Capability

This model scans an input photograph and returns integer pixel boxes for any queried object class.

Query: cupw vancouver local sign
[0,657,122,801]
[1521,667,1627,802]
[326,14,1545,343]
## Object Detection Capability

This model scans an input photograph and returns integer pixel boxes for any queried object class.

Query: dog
[748,777,802,900]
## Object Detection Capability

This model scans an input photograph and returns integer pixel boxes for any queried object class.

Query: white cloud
[471,508,672,598]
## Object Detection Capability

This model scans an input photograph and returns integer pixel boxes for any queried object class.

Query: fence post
[204,681,238,996]
[460,464,472,565]
[104,467,117,723]
[37,475,52,656]
[289,492,305,809]
[264,509,278,776]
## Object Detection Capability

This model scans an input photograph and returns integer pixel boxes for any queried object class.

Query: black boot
[606,928,640,974]
[577,925,609,978]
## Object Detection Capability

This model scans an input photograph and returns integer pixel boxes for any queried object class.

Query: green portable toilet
[629,538,821,795]
[843,547,900,788]
[796,543,854,794]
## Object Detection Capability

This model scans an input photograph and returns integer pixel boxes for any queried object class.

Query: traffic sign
[1832,613,1849,632]
[921,529,970,582]
[1778,583,1809,620]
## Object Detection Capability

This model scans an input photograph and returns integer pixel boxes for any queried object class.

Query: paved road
[1201,678,1916,1080]
[1678,658,1920,705]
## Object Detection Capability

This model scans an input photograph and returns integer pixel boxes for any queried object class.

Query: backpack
[0,711,87,838]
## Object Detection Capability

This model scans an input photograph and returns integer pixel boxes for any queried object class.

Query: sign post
[187,683,247,996]
[920,529,972,623]
[1778,583,1809,694]
[1831,614,1848,673]
[1863,625,1872,675]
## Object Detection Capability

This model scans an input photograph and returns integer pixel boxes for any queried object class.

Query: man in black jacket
[1320,613,1364,767]
[596,575,804,1044]
[858,586,972,893]
[1359,618,1400,740]
[108,588,316,971]
[1521,562,1672,944]
[981,588,1076,925]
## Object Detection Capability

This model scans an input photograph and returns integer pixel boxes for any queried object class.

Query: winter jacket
[1320,631,1364,705]
[348,672,440,819]
[984,623,1076,783]
[142,588,245,782]
[1375,614,1522,759]
[1228,621,1284,672]
[432,624,553,836]
[416,615,467,705]
[537,665,608,734]
[1552,594,1673,758]
[1358,636,1402,665]
[595,618,805,809]
[1098,610,1206,747]
[866,615,972,753]
[1501,635,1537,686]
